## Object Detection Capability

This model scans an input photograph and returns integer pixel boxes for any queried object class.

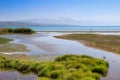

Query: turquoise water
[0,26,120,31]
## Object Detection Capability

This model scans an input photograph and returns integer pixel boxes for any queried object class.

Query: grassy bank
[0,43,29,52]
[0,37,28,52]
[0,37,12,44]
[0,54,60,62]
[0,28,32,52]
[0,28,35,34]
[55,34,120,54]
[0,54,109,80]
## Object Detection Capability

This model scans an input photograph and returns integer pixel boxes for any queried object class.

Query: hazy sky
[1,0,120,25]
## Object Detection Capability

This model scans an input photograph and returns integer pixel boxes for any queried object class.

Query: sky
[0,0,120,25]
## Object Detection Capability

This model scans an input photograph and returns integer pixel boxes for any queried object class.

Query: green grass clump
[0,37,12,44]
[13,28,35,34]
[0,54,109,80]
[0,28,35,34]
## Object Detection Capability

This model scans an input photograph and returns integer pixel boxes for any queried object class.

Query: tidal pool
[0,32,120,80]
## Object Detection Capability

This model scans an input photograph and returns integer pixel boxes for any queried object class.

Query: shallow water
[0,71,36,80]
[0,32,120,80]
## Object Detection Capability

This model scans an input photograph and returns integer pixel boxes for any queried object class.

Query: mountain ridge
[0,21,75,27]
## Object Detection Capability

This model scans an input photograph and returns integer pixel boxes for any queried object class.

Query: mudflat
[55,34,120,55]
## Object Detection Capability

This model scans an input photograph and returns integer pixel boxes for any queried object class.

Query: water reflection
[0,71,36,80]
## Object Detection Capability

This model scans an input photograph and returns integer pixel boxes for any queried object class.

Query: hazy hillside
[0,21,41,27]
[22,18,81,25]
[0,20,76,27]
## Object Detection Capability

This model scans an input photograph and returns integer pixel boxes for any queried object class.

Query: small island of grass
[0,28,35,52]
[0,28,35,34]
[0,35,28,52]
[0,37,12,44]
[0,54,109,80]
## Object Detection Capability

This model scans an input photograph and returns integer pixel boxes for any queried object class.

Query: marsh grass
[0,54,33,61]
[0,43,29,52]
[0,28,35,34]
[0,37,12,44]
[55,34,120,54]
[0,54,109,80]
[0,37,29,52]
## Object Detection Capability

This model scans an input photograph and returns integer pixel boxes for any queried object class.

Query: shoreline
[37,31,120,36]
[37,30,120,33]
[1,32,120,58]
[0,31,119,80]
[78,40,120,57]
[55,34,120,55]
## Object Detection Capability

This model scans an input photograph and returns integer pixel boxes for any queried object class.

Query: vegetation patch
[0,28,35,34]
[0,54,33,61]
[0,35,29,52]
[0,54,59,61]
[0,37,12,44]
[0,54,109,80]
[0,43,29,52]
[55,34,120,54]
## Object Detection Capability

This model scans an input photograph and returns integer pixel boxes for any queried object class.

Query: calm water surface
[0,32,120,80]
[0,26,120,31]
[0,71,36,80]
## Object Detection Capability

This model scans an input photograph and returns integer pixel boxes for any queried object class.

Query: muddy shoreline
[55,34,120,55]
[0,32,120,80]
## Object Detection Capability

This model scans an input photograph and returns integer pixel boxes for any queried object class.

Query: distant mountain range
[0,18,81,27]
[1,18,120,26]
[21,18,81,25]
[0,21,75,27]
[0,21,39,27]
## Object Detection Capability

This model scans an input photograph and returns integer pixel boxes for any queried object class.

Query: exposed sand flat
[37,31,120,36]
[96,33,120,35]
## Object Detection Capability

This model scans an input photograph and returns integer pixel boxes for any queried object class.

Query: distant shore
[37,30,120,33]
[37,31,120,35]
